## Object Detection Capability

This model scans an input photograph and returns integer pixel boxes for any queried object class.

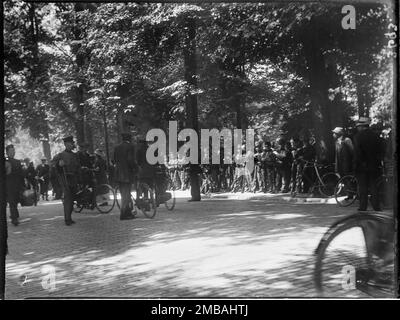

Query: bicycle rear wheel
[319,173,339,197]
[95,184,115,213]
[314,214,395,297]
[115,186,135,214]
[73,201,84,213]
[335,175,358,207]
[164,189,176,211]
[137,182,157,218]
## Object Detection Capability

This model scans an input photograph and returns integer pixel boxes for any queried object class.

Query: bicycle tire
[95,184,116,214]
[164,189,176,211]
[335,175,358,207]
[73,201,84,213]
[319,173,340,197]
[137,182,157,218]
[115,186,135,213]
[314,213,394,297]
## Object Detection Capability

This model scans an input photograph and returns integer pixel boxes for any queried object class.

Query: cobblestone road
[4,191,391,299]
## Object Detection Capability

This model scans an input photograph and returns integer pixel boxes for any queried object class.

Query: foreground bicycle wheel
[319,173,339,197]
[314,213,395,298]
[335,175,358,207]
[95,184,115,213]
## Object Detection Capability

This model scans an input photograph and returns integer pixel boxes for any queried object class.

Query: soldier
[353,117,385,211]
[5,145,25,226]
[52,136,81,226]
[36,158,50,200]
[113,133,138,220]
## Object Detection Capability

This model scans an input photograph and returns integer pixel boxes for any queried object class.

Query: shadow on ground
[6,197,382,299]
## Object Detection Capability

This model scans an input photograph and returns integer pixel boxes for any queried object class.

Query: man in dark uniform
[36,158,50,200]
[5,145,25,226]
[353,117,385,211]
[52,136,81,225]
[113,133,137,220]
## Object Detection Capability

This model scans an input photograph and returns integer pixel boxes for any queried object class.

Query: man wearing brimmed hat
[332,127,354,177]
[113,132,138,220]
[52,136,81,225]
[353,117,385,211]
[36,158,50,201]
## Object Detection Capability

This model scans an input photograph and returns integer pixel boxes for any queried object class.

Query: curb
[208,193,337,204]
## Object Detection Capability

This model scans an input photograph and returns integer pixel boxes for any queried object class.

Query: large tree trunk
[41,137,51,161]
[71,3,88,145]
[183,15,201,201]
[302,17,334,163]
[355,74,373,118]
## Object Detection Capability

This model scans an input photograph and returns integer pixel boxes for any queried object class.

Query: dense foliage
[4,1,396,163]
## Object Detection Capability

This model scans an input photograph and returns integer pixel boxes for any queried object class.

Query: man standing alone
[332,127,354,177]
[353,117,385,211]
[113,133,137,220]
[52,136,81,225]
[5,145,24,226]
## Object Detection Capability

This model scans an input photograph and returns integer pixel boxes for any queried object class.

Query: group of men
[5,138,109,226]
[4,116,392,226]
[4,146,53,226]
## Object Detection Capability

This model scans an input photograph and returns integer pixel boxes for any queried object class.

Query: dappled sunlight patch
[42,216,64,221]
[266,281,295,290]
[217,211,269,217]
[265,213,307,220]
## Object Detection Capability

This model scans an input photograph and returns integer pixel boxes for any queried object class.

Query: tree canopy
[4,1,395,163]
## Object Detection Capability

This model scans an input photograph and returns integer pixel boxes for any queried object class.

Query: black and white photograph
[1,0,398,302]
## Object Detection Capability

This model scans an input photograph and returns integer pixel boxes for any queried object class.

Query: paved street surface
[4,191,392,299]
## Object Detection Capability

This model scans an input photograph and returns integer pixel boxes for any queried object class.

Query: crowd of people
[4,116,393,226]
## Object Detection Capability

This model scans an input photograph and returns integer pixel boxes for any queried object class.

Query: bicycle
[334,173,392,209]
[334,175,358,207]
[72,169,116,214]
[153,167,176,211]
[314,211,395,297]
[115,180,157,218]
[200,169,218,195]
[291,160,339,197]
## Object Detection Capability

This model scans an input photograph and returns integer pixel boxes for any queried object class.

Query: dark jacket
[334,136,354,176]
[113,141,137,183]
[6,158,24,192]
[52,150,82,186]
[77,151,93,168]
[353,128,385,174]
[36,164,50,181]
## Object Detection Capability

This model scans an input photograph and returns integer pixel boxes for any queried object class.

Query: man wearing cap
[113,133,138,220]
[5,145,25,226]
[353,117,385,211]
[332,127,354,177]
[36,158,50,201]
[52,136,81,225]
